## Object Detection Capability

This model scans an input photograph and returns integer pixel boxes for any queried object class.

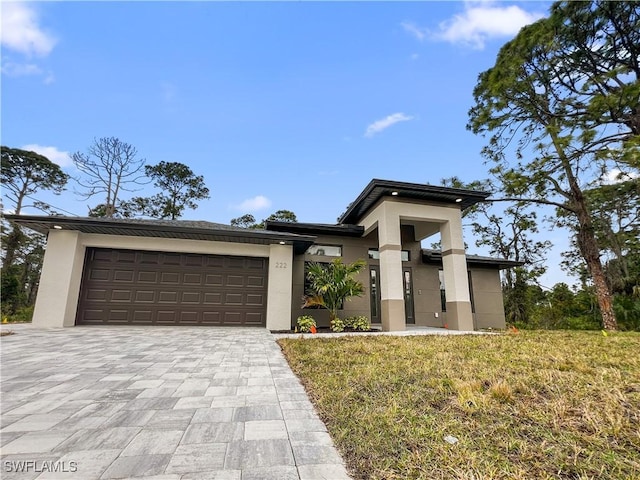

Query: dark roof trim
[265,221,364,237]
[421,249,524,270]
[339,179,491,224]
[6,215,316,254]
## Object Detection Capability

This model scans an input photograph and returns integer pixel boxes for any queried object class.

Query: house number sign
[275,262,288,268]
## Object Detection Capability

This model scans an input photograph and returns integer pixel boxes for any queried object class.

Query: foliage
[332,315,371,332]
[467,1,640,330]
[303,259,366,327]
[121,161,210,220]
[1,146,69,214]
[230,210,298,229]
[296,315,316,333]
[73,137,146,218]
[279,331,640,480]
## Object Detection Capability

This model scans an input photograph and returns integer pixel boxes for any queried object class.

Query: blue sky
[4,0,579,286]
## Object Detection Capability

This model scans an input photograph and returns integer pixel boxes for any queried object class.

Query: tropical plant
[303,259,366,328]
[296,315,316,333]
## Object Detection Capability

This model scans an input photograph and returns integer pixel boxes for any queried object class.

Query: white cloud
[1,2,57,57]
[401,21,426,42]
[1,61,42,77]
[234,195,272,212]
[365,113,414,138]
[21,144,73,167]
[600,168,639,185]
[434,2,544,50]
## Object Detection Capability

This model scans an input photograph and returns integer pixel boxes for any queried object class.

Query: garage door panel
[77,248,268,326]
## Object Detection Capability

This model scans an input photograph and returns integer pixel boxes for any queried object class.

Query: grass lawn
[278,331,640,480]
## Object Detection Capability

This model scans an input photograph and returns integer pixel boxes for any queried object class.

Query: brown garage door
[76,248,268,326]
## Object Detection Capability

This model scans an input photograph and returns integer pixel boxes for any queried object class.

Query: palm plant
[303,258,366,327]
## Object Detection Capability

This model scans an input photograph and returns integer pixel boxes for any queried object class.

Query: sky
[2,0,582,287]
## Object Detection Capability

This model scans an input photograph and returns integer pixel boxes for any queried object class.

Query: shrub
[331,318,345,332]
[345,315,371,331]
[296,315,316,333]
[332,316,371,333]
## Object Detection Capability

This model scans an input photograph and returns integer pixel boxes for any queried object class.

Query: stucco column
[440,215,474,331]
[33,230,86,328]
[266,243,293,331]
[378,212,406,332]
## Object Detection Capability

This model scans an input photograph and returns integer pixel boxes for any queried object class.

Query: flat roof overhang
[421,249,524,270]
[5,215,316,254]
[338,179,491,224]
[265,221,364,237]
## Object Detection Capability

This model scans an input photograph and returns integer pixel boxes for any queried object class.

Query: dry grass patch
[278,331,640,480]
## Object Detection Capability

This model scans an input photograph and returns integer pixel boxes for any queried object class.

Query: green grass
[278,331,640,480]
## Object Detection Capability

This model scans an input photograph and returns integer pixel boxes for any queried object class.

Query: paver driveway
[0,325,351,480]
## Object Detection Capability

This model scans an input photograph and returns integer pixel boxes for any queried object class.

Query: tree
[468,1,640,330]
[1,147,68,267]
[73,137,146,218]
[265,210,297,223]
[303,259,366,328]
[230,214,258,229]
[230,210,298,229]
[122,161,210,220]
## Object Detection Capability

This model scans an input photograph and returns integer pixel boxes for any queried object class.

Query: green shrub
[345,315,371,331]
[332,316,371,332]
[2,305,34,323]
[331,318,345,332]
[296,315,316,333]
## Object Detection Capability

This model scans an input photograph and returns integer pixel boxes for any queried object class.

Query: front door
[369,266,415,324]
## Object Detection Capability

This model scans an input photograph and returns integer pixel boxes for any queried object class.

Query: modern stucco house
[7,179,519,332]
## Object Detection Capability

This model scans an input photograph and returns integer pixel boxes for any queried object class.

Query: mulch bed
[271,327,381,334]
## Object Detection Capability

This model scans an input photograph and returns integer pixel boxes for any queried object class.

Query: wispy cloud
[432,1,544,50]
[1,2,57,57]
[233,195,272,212]
[1,62,42,77]
[21,144,73,167]
[365,113,414,138]
[401,21,426,42]
[600,168,639,185]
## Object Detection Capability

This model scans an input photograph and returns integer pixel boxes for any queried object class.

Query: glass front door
[369,266,414,324]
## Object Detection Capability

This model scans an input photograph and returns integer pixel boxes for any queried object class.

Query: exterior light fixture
[53,225,63,229]
[279,241,286,245]
[391,191,399,196]
[455,198,463,203]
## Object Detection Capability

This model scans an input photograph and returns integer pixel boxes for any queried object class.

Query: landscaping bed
[279,330,640,480]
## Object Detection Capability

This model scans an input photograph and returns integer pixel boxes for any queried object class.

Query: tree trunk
[574,203,618,330]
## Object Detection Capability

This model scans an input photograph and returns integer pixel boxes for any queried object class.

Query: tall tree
[230,210,298,229]
[1,146,68,266]
[468,1,640,330]
[122,161,210,220]
[73,137,146,218]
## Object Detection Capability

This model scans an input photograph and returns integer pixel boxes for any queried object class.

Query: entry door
[369,266,415,324]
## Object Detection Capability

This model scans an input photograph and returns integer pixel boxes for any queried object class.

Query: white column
[33,230,86,327]
[266,243,294,330]
[440,213,474,331]
[377,211,406,332]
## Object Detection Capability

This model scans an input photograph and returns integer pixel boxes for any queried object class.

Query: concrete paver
[0,325,351,479]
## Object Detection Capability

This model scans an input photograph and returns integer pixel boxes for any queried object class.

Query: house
[6,179,520,332]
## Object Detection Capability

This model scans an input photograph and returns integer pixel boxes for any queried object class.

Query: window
[438,269,446,312]
[439,269,476,313]
[368,248,410,261]
[306,245,342,257]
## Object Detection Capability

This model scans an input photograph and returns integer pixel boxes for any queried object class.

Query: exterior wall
[470,268,506,329]
[33,231,292,330]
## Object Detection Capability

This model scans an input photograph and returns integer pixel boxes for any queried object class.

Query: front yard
[278,331,640,480]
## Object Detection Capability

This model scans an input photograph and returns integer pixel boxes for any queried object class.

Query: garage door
[76,248,268,326]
